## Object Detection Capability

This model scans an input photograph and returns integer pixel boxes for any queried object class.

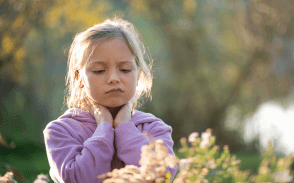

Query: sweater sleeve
[114,121,177,181]
[43,121,115,183]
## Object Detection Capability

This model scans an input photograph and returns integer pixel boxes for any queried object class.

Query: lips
[106,88,123,93]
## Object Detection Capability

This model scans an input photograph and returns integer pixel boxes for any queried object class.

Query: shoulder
[132,110,173,133]
[43,108,94,133]
[43,115,83,138]
[132,110,157,119]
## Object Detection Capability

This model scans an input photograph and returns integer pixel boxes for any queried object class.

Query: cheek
[129,72,138,86]
[88,77,103,91]
[83,74,103,97]
[130,75,139,94]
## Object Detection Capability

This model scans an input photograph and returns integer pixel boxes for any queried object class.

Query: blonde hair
[65,17,153,113]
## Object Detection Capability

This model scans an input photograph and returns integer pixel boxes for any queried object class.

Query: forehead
[85,38,136,65]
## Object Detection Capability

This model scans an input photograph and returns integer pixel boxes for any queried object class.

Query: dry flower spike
[0,133,15,149]
[0,172,17,183]
[97,134,178,183]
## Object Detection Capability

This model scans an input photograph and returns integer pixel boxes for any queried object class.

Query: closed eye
[121,69,132,73]
[93,70,105,74]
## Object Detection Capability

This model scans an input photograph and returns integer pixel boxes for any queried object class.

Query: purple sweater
[43,108,177,183]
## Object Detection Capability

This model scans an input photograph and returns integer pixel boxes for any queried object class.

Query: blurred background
[1,0,294,182]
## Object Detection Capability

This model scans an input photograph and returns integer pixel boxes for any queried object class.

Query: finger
[90,105,95,115]
[94,110,102,124]
[84,99,91,110]
[93,111,97,119]
[121,102,130,109]
[125,102,131,111]
[94,108,101,116]
[126,102,133,116]
[93,103,104,111]
[119,103,131,116]
[85,104,90,113]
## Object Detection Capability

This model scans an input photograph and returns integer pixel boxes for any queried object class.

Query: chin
[105,104,122,108]
[103,101,126,108]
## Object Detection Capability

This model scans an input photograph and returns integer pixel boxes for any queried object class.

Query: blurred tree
[0,0,107,144]
[24,0,106,120]
[125,0,294,151]
[0,0,52,93]
[0,0,54,144]
[0,1,107,181]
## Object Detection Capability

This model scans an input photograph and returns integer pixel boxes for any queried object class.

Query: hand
[86,99,113,126]
[113,102,132,129]
[93,104,113,126]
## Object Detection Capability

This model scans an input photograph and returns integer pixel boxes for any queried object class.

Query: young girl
[43,17,177,183]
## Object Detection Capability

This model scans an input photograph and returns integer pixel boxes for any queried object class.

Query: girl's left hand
[113,102,132,129]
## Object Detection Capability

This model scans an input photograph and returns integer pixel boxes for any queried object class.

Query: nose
[107,69,120,84]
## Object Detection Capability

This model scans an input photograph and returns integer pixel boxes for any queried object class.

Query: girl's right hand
[86,100,113,126]
[92,104,113,126]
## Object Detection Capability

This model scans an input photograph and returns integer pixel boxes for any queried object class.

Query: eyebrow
[89,61,134,65]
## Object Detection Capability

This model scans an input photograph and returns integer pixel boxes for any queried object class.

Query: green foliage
[175,129,250,183]
[251,140,294,183]
[174,129,294,183]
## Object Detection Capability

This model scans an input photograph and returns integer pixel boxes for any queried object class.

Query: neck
[107,105,124,119]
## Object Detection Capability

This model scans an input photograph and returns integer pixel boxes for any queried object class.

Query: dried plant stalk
[97,132,178,183]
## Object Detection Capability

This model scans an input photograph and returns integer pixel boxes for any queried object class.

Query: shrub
[174,129,293,183]
[173,129,251,183]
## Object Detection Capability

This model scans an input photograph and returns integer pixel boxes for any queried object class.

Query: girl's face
[80,38,140,108]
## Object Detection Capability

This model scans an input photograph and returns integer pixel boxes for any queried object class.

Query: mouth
[106,88,123,93]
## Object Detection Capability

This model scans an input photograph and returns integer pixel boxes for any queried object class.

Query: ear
[76,69,86,87]
[75,70,79,80]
